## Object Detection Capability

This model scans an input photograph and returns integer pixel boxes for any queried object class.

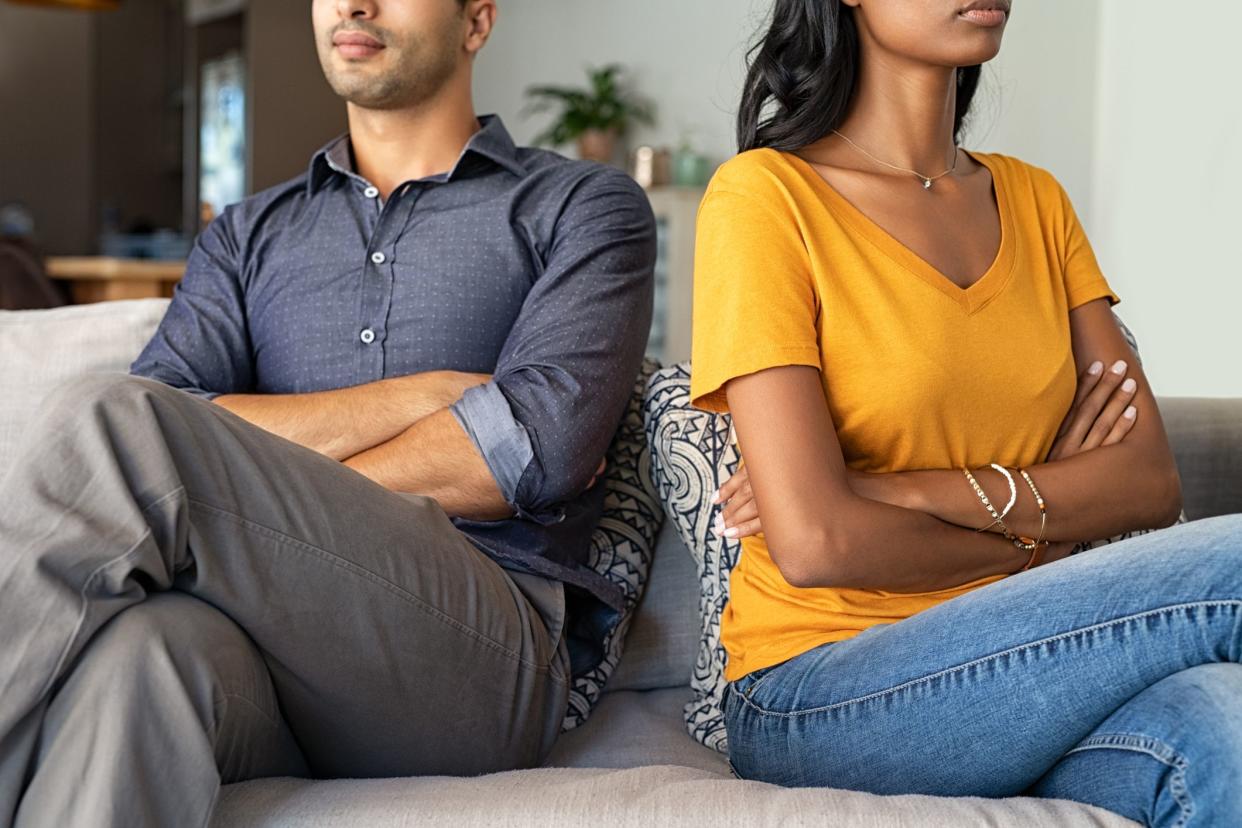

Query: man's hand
[587,458,607,490]
[1048,359,1139,461]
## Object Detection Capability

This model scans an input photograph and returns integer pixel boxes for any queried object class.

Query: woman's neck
[829,51,961,174]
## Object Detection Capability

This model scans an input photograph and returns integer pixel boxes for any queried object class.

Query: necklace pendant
[923,178,933,190]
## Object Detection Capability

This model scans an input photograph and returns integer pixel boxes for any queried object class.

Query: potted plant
[523,65,654,164]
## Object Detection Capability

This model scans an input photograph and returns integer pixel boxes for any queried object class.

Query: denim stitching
[735,600,1242,718]
[1064,733,1194,827]
[188,497,550,671]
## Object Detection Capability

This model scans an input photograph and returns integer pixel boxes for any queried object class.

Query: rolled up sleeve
[449,166,656,524]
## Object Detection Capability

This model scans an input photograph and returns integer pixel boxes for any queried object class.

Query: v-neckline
[782,148,1016,315]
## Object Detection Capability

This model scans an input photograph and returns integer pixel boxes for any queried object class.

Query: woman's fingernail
[1124,405,1137,419]
[724,527,739,538]
[1111,360,1128,375]
[1088,361,1103,375]
[1122,378,1136,392]
[711,489,720,504]
[713,515,724,531]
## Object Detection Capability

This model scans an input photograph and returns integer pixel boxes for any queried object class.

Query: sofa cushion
[608,524,698,692]
[214,763,1135,827]
[563,357,665,730]
[642,363,740,754]
[546,687,726,773]
[0,298,171,469]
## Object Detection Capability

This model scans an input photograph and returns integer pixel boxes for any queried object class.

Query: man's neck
[345,80,481,200]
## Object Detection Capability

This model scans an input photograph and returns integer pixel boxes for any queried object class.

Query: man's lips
[333,31,385,59]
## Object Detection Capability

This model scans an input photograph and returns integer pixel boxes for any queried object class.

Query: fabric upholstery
[0,298,171,470]
[608,524,698,692]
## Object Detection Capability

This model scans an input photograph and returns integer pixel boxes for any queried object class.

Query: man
[0,1,654,825]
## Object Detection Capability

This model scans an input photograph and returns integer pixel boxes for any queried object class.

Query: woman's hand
[712,463,760,539]
[713,358,1147,541]
[714,465,888,539]
[1047,359,1140,461]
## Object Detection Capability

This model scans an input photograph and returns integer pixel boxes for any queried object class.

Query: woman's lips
[958,8,1007,26]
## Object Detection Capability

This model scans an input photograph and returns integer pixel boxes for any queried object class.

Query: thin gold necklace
[830,129,960,190]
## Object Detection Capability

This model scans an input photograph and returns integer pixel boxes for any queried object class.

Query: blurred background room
[0,0,1238,396]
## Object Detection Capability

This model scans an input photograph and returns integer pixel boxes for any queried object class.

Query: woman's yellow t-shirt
[690,148,1120,682]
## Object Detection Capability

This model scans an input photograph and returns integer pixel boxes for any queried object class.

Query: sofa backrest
[0,298,171,469]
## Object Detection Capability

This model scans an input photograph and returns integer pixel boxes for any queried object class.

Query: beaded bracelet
[962,465,1017,537]
[1018,542,1047,571]
[1010,468,1049,553]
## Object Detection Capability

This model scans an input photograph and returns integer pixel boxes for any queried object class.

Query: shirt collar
[306,114,525,195]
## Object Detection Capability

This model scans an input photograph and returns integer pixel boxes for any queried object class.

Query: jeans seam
[188,497,554,673]
[1064,733,1194,827]
[38,487,188,702]
[735,600,1242,718]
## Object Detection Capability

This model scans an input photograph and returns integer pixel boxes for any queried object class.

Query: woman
[690,0,1242,824]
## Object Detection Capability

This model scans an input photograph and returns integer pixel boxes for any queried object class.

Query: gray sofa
[3,298,1240,827]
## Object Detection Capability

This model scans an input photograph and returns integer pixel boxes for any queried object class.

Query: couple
[1,1,1238,826]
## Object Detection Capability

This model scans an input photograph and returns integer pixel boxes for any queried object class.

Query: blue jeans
[722,513,1242,827]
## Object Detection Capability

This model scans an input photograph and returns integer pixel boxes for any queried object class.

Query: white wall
[475,0,769,164]
[1088,0,1241,398]
[475,0,1240,397]
[971,1,1100,220]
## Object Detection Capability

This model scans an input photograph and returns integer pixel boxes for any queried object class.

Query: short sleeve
[690,187,821,413]
[1056,181,1121,311]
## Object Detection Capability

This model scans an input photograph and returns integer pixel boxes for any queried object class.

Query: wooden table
[46,257,185,304]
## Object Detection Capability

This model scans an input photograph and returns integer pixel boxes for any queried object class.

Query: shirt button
[359,328,376,345]
[370,251,386,265]
[363,186,379,199]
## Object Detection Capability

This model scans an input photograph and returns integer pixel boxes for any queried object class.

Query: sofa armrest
[1159,397,1242,520]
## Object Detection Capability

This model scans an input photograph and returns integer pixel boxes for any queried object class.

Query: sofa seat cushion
[215,689,1136,826]
[215,761,1135,827]
[608,526,699,692]
[545,688,727,773]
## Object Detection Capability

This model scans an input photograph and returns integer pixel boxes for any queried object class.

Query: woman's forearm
[796,493,1066,592]
[865,441,1182,543]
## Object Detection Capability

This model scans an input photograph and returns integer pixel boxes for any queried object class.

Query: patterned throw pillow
[562,357,666,731]
[644,363,741,753]
[642,315,1185,753]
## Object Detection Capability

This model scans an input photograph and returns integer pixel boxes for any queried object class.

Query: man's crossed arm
[214,371,512,520]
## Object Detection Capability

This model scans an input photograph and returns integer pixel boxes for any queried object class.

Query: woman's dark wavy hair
[737,0,982,152]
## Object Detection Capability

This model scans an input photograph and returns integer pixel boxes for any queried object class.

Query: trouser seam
[37,487,187,703]
[214,692,285,732]
[736,600,1242,718]
[187,497,554,673]
[1064,733,1194,827]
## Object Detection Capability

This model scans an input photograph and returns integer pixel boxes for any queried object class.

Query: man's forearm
[214,371,489,460]
[860,442,1182,542]
[343,407,513,521]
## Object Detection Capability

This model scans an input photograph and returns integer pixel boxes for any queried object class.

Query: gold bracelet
[1016,468,1048,547]
[1019,542,1047,571]
[962,467,1014,539]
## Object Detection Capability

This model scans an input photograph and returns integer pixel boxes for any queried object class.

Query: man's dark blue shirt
[130,115,656,676]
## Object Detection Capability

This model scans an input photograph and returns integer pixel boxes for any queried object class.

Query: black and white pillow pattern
[643,362,741,753]
[641,314,1184,753]
[562,357,666,732]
